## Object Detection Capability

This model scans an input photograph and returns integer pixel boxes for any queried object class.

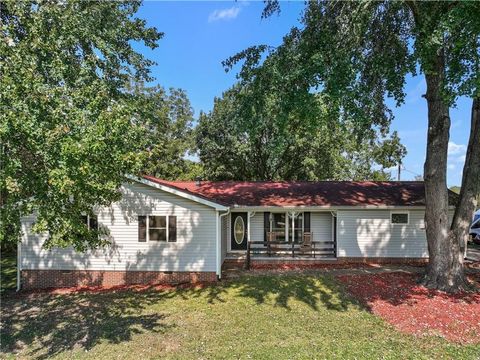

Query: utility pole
[397,162,401,181]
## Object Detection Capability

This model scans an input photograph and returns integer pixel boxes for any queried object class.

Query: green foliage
[0,1,162,250]
[130,83,197,180]
[197,85,405,181]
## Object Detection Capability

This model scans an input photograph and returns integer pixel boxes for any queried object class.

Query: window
[82,215,98,231]
[291,213,304,243]
[271,213,287,241]
[150,216,167,241]
[391,212,409,225]
[138,215,177,242]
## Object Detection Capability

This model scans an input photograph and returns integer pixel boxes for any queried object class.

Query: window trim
[142,215,177,243]
[390,211,410,225]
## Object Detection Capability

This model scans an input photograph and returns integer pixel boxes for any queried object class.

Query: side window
[149,216,167,241]
[138,215,177,242]
[391,212,409,225]
[82,215,98,230]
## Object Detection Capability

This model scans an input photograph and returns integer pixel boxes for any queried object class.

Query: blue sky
[136,1,470,187]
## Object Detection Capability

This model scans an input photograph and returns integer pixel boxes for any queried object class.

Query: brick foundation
[21,270,218,290]
[223,257,428,270]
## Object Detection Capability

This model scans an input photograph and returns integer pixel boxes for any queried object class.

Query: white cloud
[448,141,467,156]
[208,6,241,22]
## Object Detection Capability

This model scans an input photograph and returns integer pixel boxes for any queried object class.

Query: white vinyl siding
[337,209,428,258]
[250,212,264,242]
[311,213,333,242]
[20,182,217,272]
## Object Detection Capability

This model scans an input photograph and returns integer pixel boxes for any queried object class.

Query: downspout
[217,209,230,280]
[16,240,21,292]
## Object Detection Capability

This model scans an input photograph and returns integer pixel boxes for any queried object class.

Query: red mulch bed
[250,261,427,271]
[251,263,377,271]
[337,272,480,344]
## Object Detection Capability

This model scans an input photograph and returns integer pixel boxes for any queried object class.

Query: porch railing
[244,240,336,270]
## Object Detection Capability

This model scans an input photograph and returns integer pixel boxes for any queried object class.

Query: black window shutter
[168,216,177,242]
[138,216,147,242]
[89,216,98,231]
[263,212,270,242]
[304,212,311,232]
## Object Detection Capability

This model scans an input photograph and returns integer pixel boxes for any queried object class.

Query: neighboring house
[19,175,457,289]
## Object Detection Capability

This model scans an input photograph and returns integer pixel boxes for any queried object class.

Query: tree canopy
[197,85,406,181]
[130,83,198,180]
[0,1,162,250]
[226,0,480,291]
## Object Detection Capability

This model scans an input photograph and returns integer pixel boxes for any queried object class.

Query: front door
[231,213,248,250]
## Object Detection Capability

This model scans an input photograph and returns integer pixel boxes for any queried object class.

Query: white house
[19,175,457,289]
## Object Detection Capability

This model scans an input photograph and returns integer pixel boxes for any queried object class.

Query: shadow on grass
[1,251,17,294]
[1,273,354,358]
[181,272,353,312]
[1,290,175,359]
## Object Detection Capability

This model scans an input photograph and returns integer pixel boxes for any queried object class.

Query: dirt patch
[337,272,480,344]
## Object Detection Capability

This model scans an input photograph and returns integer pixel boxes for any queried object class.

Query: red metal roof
[142,175,457,208]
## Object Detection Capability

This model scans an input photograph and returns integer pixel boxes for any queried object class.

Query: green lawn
[1,251,16,294]
[2,272,479,359]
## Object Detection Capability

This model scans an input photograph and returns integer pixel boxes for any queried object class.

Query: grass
[2,272,480,359]
[1,251,16,294]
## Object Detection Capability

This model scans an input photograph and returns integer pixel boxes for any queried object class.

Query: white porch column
[247,211,251,243]
[291,211,295,242]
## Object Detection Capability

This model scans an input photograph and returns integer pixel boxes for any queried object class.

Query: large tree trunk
[421,52,467,292]
[450,98,480,261]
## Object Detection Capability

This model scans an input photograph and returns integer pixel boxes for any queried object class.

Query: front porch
[226,239,336,270]
[225,210,337,269]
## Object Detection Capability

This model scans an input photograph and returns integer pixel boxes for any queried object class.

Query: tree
[450,186,480,212]
[227,1,480,291]
[197,85,405,181]
[0,1,162,250]
[130,83,197,180]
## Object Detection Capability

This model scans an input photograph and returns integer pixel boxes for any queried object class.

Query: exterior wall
[20,182,218,277]
[337,209,428,258]
[21,270,217,290]
[311,212,333,242]
[250,212,264,245]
